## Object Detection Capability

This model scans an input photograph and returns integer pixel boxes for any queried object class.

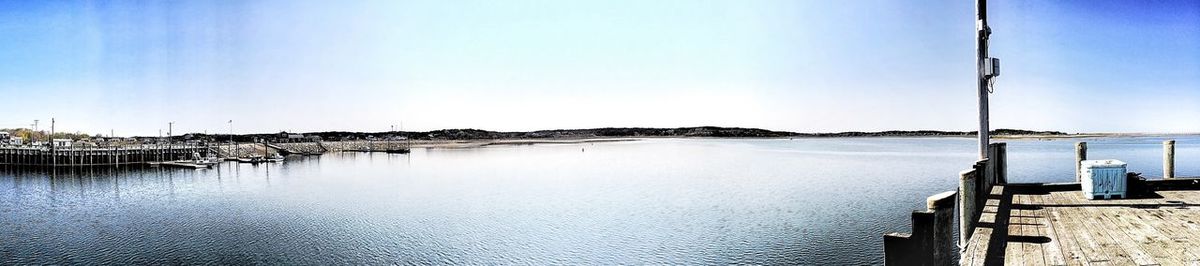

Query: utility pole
[50,118,55,166]
[230,120,235,158]
[168,122,175,155]
[976,0,991,160]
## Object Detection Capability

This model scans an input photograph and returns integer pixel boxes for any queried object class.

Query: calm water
[2,137,1198,265]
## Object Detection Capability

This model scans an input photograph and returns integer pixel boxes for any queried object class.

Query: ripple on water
[2,138,1197,264]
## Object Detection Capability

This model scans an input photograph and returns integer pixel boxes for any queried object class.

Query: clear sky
[0,0,1197,136]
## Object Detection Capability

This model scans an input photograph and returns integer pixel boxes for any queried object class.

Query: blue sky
[0,0,1197,135]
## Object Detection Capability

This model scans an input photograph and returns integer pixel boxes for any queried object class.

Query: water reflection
[0,138,1196,265]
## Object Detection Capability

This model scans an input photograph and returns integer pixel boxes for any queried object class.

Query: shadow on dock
[966,177,1200,265]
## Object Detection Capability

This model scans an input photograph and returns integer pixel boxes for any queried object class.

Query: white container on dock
[1080,159,1127,200]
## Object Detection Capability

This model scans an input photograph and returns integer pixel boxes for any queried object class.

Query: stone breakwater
[213,143,278,158]
[210,142,390,157]
[320,141,408,152]
[272,142,329,154]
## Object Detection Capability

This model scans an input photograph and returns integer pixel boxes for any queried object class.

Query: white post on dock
[1075,142,1087,182]
[1164,140,1175,179]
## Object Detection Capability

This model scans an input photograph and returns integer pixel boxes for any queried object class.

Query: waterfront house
[52,138,72,147]
[100,137,134,147]
[74,139,98,147]
[277,132,319,143]
[8,136,24,146]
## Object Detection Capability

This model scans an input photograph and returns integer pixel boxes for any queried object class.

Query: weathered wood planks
[965,185,1200,265]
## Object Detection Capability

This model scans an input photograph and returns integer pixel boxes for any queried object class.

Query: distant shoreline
[154,127,1094,142]
[406,138,638,149]
[6,127,1195,144]
[267,128,1196,142]
[401,132,1198,149]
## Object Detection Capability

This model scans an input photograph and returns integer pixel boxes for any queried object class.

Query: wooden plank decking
[962,184,1200,265]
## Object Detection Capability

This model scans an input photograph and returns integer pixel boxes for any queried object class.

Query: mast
[976,0,991,160]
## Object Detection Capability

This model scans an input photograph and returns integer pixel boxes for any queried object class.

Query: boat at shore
[159,161,211,169]
[234,154,284,164]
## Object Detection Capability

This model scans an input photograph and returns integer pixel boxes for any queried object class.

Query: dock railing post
[1164,140,1175,179]
[927,191,956,266]
[883,190,957,266]
[976,159,989,207]
[993,142,1007,184]
[883,232,915,265]
[958,164,983,247]
[1075,142,1087,182]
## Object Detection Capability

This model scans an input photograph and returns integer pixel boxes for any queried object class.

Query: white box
[1080,159,1127,200]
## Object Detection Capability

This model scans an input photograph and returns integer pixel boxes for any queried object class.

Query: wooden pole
[976,0,990,160]
[1075,142,1087,182]
[1164,140,1175,179]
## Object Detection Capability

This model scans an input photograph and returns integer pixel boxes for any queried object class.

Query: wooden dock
[962,181,1200,265]
[0,146,214,167]
[883,140,1196,265]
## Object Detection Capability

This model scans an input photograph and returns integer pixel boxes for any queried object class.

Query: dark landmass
[162,127,1068,142]
[804,128,1068,138]
[2,126,1074,142]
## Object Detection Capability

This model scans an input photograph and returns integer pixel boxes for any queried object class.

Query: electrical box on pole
[983,57,999,78]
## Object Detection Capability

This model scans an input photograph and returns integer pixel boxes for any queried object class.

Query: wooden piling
[1075,142,1087,182]
[989,142,1007,184]
[883,232,914,264]
[959,167,979,247]
[927,191,956,266]
[1164,140,1175,179]
[884,191,956,266]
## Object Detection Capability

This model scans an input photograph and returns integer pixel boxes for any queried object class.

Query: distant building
[276,133,319,142]
[74,139,98,147]
[52,139,72,147]
[9,136,24,146]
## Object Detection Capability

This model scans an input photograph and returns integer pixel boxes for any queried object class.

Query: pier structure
[885,138,1195,265]
[955,141,1198,265]
[882,0,1200,264]
[0,145,212,167]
